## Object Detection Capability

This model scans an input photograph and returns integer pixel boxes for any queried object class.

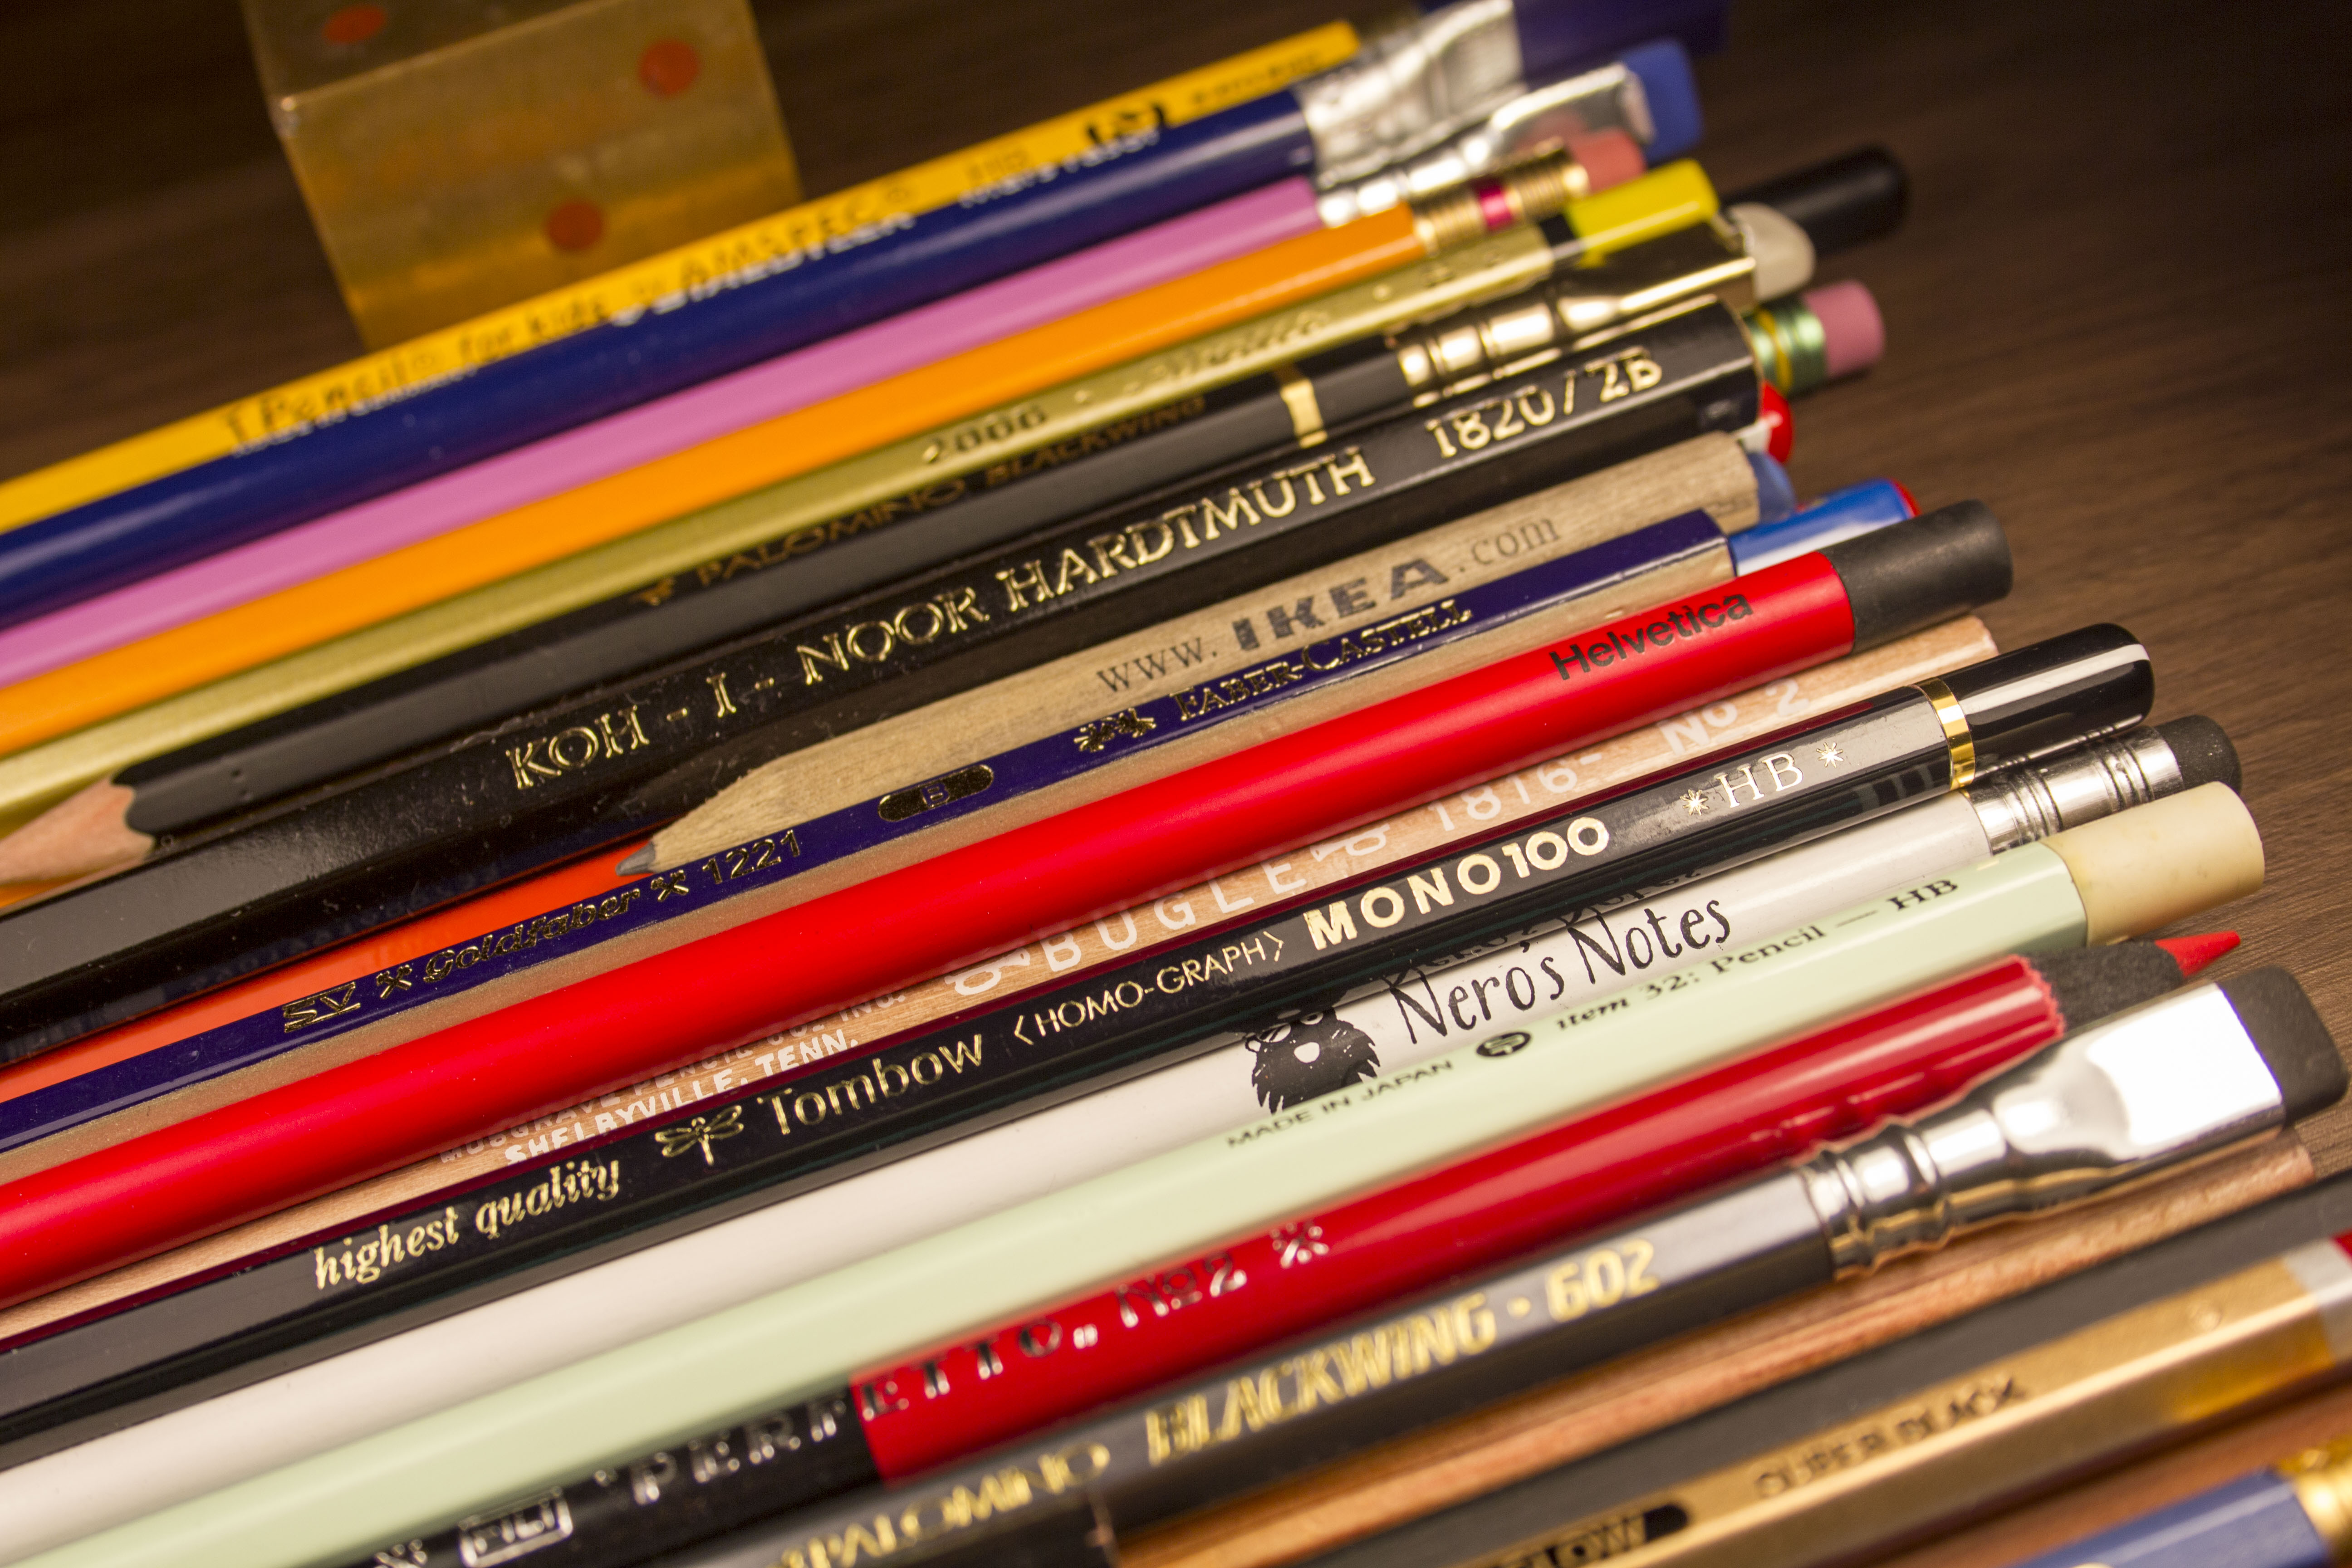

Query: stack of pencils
[0,6,2339,1568]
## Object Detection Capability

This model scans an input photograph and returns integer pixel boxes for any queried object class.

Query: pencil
[1426,1196,2352,1568]
[0,432,1771,1116]
[9,788,2259,1568]
[635,302,1867,874]
[0,159,1727,835]
[0,7,1602,624]
[1109,1138,2318,1568]
[0,618,1998,1342]
[0,432,1772,1106]
[1993,1433,2352,1568]
[0,632,2146,1460]
[0,4,1734,543]
[648,970,2343,1568]
[0,274,1888,887]
[0,185,1895,886]
[8,1107,2297,1568]
[0,300,1768,1058]
[284,936,2236,1568]
[0,23,1363,533]
[0,451,1788,1171]
[0,505,2011,1305]
[0,50,1694,692]
[0,151,1905,887]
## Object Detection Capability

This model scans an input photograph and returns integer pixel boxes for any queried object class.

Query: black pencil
[0,300,1764,1059]
[0,150,1907,881]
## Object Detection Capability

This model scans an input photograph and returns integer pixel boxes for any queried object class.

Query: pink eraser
[1803,279,1886,380]
[1568,129,1646,194]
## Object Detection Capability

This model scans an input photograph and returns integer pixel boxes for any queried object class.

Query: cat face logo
[1245,1001,1381,1112]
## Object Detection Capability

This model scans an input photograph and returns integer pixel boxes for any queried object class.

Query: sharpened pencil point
[0,776,151,884]
[2155,931,2240,978]
[615,845,656,877]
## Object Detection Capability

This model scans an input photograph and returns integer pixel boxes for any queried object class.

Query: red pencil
[850,935,2237,1473]
[0,506,2008,1307]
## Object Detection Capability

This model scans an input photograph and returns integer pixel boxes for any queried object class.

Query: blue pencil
[2001,1439,2352,1567]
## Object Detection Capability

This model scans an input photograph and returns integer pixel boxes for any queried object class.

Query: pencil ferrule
[1799,1124,1955,1272]
[1319,50,1650,227]
[1802,984,2285,1274]
[1968,726,2183,852]
[1394,298,1562,391]
[1298,0,1525,187]
[1396,226,1769,392]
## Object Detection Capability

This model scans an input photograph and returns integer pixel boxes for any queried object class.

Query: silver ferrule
[1298,0,1527,188]
[1799,985,2283,1274]
[1317,54,1646,225]
[1967,726,2185,853]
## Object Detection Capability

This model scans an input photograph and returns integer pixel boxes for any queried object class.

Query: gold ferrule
[1408,149,1585,254]
[1272,363,1328,446]
[1915,677,1978,789]
[1741,299,1831,396]
[1389,289,1571,394]
[2283,1438,2352,1561]
[1453,1254,2346,1568]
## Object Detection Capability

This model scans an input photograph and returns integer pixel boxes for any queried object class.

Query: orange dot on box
[639,39,701,96]
[320,4,388,45]
[544,199,605,252]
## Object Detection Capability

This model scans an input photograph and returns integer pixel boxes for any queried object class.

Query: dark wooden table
[3,0,2347,1560]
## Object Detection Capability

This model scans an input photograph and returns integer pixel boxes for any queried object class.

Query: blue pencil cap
[1510,0,1729,82]
[1730,479,1919,575]
[1621,40,1703,160]
[1747,451,1798,526]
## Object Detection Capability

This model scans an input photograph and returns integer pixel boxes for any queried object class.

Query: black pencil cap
[2033,940,2209,1033]
[2155,715,2242,793]
[1821,500,2012,652]
[1937,624,2153,771]
[1724,146,1911,255]
[2219,968,2348,1122]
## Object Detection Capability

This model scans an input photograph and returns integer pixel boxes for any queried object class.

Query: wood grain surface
[2,0,2347,1556]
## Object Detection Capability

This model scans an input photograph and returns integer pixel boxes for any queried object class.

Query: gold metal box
[245,0,802,347]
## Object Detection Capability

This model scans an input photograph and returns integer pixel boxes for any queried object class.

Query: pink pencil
[0,178,1327,687]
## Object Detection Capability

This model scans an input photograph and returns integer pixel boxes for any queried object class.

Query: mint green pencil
[25,784,2262,1568]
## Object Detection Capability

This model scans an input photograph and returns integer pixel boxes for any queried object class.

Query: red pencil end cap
[1888,477,1921,517]
[2156,931,2241,978]
[1758,382,1793,462]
